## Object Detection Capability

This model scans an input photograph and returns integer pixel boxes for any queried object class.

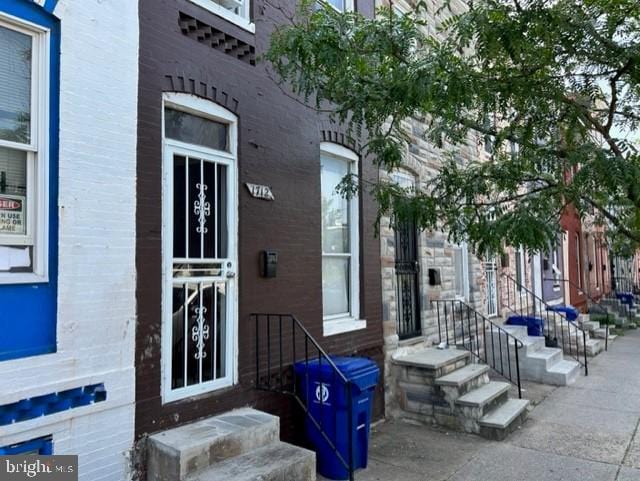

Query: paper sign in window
[0,194,25,235]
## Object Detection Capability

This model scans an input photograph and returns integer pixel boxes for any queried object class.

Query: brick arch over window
[163,75,240,113]
[319,127,361,153]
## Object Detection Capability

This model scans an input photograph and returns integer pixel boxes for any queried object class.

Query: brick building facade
[0,1,138,479]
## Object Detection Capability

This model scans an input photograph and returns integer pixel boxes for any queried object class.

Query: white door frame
[160,93,239,404]
[532,252,543,300]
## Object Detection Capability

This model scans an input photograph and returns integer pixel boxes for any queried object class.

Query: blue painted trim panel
[0,384,106,426]
[0,1,59,362]
[43,0,60,14]
[0,436,53,455]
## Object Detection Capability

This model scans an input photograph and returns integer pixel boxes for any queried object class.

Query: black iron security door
[395,218,421,339]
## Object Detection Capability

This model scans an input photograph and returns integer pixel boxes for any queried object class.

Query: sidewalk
[342,329,640,481]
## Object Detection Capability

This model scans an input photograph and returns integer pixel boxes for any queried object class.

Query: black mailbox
[428,268,441,286]
[260,250,278,278]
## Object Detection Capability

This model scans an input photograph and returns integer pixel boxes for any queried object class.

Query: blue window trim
[0,436,53,455]
[0,1,60,362]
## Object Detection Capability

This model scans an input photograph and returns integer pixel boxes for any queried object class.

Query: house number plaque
[245,183,275,201]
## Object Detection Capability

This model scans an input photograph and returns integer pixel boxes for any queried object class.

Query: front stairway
[391,348,529,441]
[494,324,580,385]
[146,408,316,481]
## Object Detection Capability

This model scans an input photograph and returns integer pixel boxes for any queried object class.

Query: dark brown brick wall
[136,0,384,440]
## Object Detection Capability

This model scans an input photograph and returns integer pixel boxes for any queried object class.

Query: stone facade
[380,118,489,411]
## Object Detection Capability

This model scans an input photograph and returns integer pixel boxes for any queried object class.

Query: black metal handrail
[253,313,355,481]
[431,299,523,399]
[612,276,637,295]
[502,274,588,375]
[544,277,611,351]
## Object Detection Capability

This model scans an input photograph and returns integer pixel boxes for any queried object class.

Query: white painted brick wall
[0,1,138,480]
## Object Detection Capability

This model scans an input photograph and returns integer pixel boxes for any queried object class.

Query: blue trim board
[0,436,53,455]
[0,384,106,426]
[0,1,59,362]
[43,0,60,15]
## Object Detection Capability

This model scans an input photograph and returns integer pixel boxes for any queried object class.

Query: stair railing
[253,313,355,481]
[431,299,523,399]
[544,277,610,351]
[612,276,635,294]
[502,274,588,375]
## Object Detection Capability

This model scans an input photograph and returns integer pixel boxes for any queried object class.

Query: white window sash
[320,142,360,326]
[0,14,50,284]
[454,243,470,300]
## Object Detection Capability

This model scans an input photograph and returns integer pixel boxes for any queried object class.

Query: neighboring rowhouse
[0,1,138,480]
[134,0,383,478]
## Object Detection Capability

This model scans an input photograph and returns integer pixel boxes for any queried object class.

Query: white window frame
[188,0,255,33]
[453,242,470,300]
[0,14,50,285]
[551,244,561,291]
[575,233,582,289]
[160,92,239,404]
[515,247,527,295]
[320,142,364,336]
[595,239,601,290]
[317,0,354,13]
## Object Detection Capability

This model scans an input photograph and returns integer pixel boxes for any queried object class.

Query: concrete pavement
[338,329,640,480]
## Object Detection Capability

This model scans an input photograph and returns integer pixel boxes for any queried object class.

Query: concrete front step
[455,381,516,436]
[593,327,618,341]
[544,359,581,386]
[436,364,490,388]
[392,348,528,441]
[526,347,563,370]
[456,381,511,415]
[581,320,600,331]
[487,328,578,386]
[147,408,315,481]
[147,408,280,481]
[185,442,316,481]
[479,399,530,441]
[586,338,605,356]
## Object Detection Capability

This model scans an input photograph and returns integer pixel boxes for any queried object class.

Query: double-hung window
[551,243,561,290]
[575,234,582,289]
[0,16,49,283]
[515,247,526,292]
[453,243,469,300]
[321,143,362,335]
[188,0,254,32]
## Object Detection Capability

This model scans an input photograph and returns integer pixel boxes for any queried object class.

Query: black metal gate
[395,218,421,339]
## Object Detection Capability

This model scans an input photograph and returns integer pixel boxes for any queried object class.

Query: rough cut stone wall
[377,0,493,410]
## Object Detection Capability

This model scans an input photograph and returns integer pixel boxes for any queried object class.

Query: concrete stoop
[600,298,638,322]
[488,325,580,386]
[579,314,619,343]
[391,348,529,441]
[146,408,316,481]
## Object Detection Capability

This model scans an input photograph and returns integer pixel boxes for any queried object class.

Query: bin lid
[294,356,379,391]
[507,315,543,324]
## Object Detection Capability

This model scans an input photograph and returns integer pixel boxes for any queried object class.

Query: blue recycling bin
[294,356,379,480]
[506,315,544,337]
[616,292,634,306]
[546,305,579,321]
